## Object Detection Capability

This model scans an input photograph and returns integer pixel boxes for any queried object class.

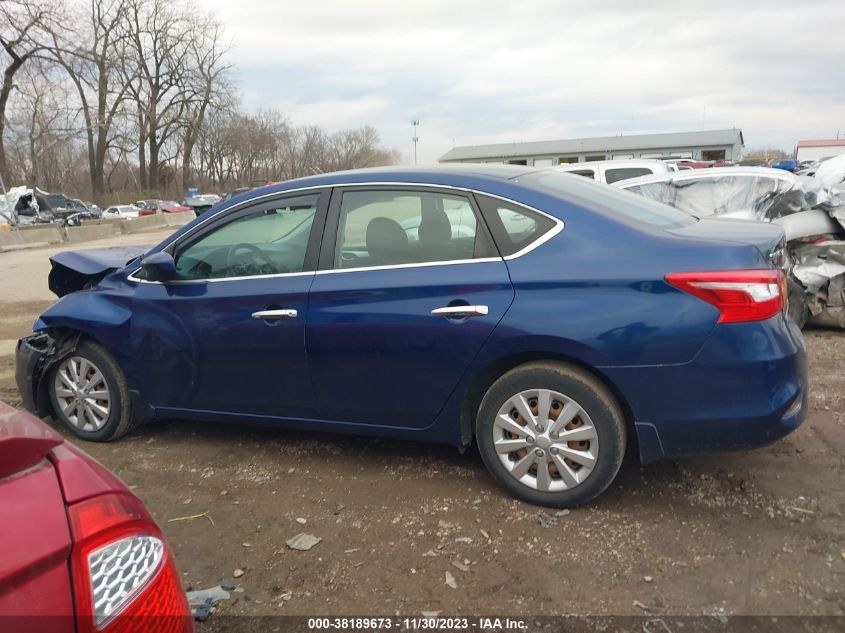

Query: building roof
[439,129,744,162]
[796,139,845,148]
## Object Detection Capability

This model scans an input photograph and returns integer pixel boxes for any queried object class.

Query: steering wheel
[226,243,279,274]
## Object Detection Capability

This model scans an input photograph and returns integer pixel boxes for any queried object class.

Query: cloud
[202,0,845,162]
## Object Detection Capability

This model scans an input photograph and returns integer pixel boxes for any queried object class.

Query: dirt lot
[0,233,843,623]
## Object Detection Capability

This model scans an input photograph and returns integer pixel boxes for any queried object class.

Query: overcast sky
[203,0,845,163]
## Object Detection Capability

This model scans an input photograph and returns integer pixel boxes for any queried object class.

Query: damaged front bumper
[15,332,58,416]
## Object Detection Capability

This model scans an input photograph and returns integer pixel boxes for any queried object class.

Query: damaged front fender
[15,330,81,416]
[17,289,135,417]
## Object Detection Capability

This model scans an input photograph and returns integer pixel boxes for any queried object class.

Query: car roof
[224,164,539,204]
[275,163,534,187]
[613,166,798,188]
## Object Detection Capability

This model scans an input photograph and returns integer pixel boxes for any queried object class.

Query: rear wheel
[48,341,138,441]
[476,361,626,507]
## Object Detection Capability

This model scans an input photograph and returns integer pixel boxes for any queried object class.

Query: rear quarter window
[475,195,557,257]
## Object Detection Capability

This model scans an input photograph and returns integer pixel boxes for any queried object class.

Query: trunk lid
[665,217,786,268]
[0,402,74,630]
[0,400,63,478]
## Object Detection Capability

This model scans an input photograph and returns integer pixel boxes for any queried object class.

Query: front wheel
[48,340,138,441]
[476,361,626,507]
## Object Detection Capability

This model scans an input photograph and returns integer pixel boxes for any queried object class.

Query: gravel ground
[0,234,843,624]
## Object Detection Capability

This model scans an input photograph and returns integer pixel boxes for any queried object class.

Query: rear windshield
[515,170,697,228]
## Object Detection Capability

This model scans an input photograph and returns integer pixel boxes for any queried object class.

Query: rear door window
[330,189,495,269]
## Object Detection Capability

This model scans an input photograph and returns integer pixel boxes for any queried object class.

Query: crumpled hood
[48,245,148,298]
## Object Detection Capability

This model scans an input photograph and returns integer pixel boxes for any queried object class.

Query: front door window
[174,195,319,279]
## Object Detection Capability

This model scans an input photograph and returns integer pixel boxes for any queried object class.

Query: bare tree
[192,109,400,189]
[180,12,232,189]
[49,0,137,195]
[6,62,78,188]
[2,0,399,200]
[127,0,191,189]
[0,0,60,185]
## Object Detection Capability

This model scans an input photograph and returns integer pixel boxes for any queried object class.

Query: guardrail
[0,211,196,251]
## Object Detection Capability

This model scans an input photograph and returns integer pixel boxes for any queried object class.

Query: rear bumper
[604,315,808,462]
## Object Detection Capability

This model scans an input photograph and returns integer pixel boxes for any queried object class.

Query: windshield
[516,170,697,228]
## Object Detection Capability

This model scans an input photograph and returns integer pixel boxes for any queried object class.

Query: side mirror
[141,251,177,282]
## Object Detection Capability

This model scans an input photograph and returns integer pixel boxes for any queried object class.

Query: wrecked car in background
[1,187,102,227]
[41,194,103,226]
[179,194,222,216]
[136,199,192,216]
[812,154,845,188]
[0,186,56,225]
[616,167,845,328]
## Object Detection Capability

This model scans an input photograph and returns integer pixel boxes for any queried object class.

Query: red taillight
[665,269,786,324]
[68,493,193,633]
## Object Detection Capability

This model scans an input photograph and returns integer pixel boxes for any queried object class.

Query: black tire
[476,361,626,507]
[48,340,139,442]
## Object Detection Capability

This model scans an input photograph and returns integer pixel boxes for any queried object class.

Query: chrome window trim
[127,182,564,285]
[503,220,563,260]
[316,257,502,276]
[126,269,313,284]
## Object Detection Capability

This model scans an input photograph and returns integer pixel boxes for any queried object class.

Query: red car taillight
[665,269,787,324]
[68,493,193,633]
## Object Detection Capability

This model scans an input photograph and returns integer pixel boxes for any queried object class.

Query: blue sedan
[15,165,807,507]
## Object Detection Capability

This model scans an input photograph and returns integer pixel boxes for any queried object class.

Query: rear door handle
[431,305,489,318]
[251,309,298,320]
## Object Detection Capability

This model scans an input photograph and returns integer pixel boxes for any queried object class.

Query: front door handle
[251,309,298,320]
[431,305,489,318]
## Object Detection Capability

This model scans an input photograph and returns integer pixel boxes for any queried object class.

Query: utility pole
[411,120,419,165]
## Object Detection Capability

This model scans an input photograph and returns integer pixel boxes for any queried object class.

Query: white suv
[555,159,675,184]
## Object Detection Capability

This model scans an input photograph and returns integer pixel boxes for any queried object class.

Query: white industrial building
[439,129,744,166]
[795,139,845,162]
